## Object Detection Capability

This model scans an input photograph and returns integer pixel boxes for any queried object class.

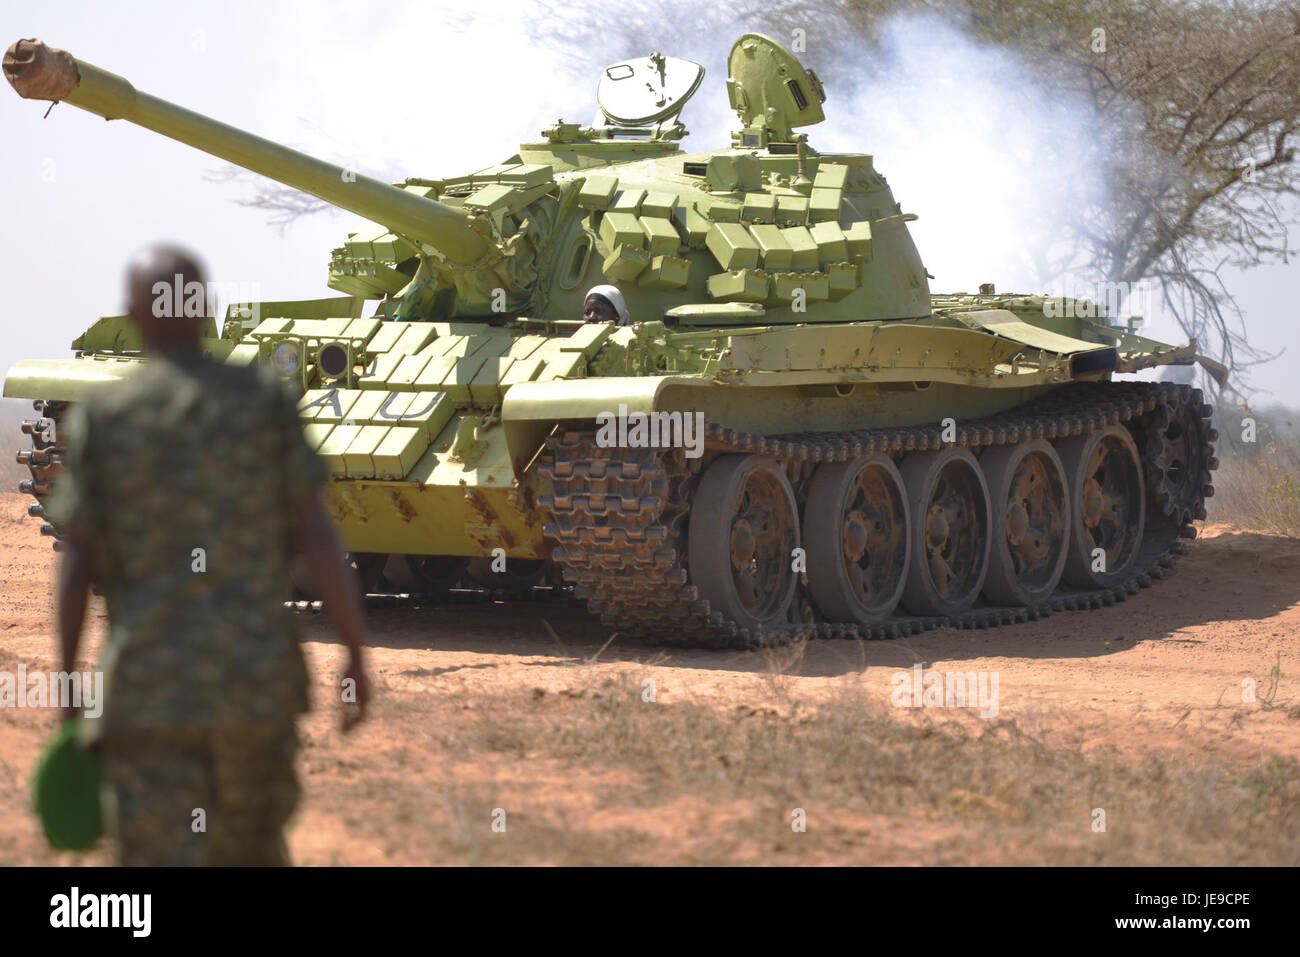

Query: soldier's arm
[272,374,369,730]
[56,531,97,719]
[292,492,369,731]
[47,405,102,720]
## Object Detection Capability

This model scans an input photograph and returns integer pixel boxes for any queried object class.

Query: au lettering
[301,390,444,421]
[378,391,443,421]
[300,389,343,418]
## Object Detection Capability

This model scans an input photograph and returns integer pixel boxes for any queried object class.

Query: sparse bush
[1208,403,1300,537]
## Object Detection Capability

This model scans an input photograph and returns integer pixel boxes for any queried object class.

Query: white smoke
[815,12,1110,295]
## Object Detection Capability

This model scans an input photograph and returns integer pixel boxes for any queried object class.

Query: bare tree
[203,165,336,233]
[958,0,1300,398]
[203,116,406,233]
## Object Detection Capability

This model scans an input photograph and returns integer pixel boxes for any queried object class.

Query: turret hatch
[727,33,826,148]
[594,52,704,139]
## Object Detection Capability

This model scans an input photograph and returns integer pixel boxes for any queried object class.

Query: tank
[4,34,1222,645]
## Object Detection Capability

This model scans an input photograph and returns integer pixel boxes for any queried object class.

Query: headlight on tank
[317,343,350,379]
[271,341,301,377]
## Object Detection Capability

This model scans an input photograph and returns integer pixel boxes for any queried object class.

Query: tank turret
[3,35,933,324]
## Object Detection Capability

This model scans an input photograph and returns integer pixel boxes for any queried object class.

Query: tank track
[15,400,67,551]
[539,381,1218,649]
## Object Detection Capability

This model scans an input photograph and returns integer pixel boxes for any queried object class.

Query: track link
[540,381,1216,649]
[15,400,67,551]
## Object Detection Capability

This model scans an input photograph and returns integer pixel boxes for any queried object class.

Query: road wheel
[900,446,991,617]
[688,455,800,630]
[383,554,469,595]
[803,454,910,623]
[466,556,549,595]
[1057,425,1145,588]
[981,440,1070,606]
[349,552,388,594]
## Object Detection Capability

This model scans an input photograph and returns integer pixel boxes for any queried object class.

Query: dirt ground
[1,490,1297,865]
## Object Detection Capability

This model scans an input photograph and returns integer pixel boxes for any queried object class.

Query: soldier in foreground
[50,243,371,866]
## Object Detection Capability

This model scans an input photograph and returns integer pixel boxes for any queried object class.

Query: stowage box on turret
[4,34,1221,645]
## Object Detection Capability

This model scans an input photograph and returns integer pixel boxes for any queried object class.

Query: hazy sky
[1,0,1296,406]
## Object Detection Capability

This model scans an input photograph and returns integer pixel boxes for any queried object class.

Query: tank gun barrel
[3,39,488,265]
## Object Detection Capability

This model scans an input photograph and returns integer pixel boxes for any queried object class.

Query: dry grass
[316,668,1300,865]
[1212,455,1300,537]
[1207,403,1300,537]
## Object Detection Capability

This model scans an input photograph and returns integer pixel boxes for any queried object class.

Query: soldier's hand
[340,650,370,733]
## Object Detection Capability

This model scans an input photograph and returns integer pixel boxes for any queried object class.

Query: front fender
[501,374,713,476]
[3,357,144,401]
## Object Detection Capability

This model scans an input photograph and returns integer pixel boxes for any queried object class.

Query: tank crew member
[583,284,632,326]
[48,243,371,866]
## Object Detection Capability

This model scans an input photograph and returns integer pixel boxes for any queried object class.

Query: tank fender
[3,358,143,401]
[501,375,711,478]
[953,309,1118,364]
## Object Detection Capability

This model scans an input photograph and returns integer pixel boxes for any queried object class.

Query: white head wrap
[584,284,631,326]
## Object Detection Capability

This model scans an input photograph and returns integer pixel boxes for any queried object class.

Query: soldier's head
[583,284,631,326]
[124,243,209,354]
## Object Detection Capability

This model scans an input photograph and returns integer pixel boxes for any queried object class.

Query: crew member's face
[583,295,619,324]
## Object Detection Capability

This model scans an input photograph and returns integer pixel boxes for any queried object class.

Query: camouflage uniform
[46,349,328,866]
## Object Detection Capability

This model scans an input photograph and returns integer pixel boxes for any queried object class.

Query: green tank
[4,34,1222,645]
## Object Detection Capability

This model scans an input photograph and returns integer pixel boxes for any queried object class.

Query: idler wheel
[1057,425,1145,588]
[900,446,991,617]
[981,439,1070,606]
[803,454,910,623]
[688,454,800,630]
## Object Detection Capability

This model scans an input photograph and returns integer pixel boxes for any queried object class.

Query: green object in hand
[32,720,103,851]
